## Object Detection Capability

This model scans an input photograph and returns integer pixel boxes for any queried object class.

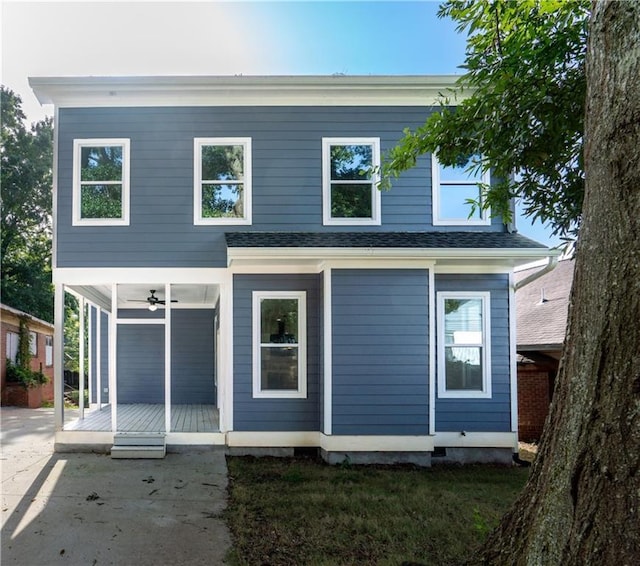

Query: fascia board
[28,75,467,107]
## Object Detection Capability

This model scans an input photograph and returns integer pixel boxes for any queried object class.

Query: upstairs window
[252,291,307,398]
[194,138,252,225]
[432,154,490,226]
[73,139,130,226]
[322,138,381,226]
[437,292,492,399]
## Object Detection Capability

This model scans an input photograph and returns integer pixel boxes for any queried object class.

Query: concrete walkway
[1,407,230,565]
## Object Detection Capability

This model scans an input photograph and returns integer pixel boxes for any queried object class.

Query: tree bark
[481,1,640,564]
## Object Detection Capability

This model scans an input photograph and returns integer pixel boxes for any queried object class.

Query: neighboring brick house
[1,303,55,407]
[515,258,574,442]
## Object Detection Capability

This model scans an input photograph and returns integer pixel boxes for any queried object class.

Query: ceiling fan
[128,289,178,311]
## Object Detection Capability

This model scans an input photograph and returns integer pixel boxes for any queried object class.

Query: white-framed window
[194,137,252,225]
[322,137,381,226]
[6,332,19,363]
[45,335,53,367]
[29,331,37,356]
[252,291,307,399]
[437,291,492,399]
[73,138,130,226]
[432,154,491,226]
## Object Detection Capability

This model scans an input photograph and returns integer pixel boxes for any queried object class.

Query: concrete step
[111,444,166,459]
[113,433,166,447]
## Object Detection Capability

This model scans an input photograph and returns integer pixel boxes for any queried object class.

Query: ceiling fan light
[148,303,158,312]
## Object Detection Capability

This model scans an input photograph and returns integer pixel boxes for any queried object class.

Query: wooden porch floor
[64,404,219,433]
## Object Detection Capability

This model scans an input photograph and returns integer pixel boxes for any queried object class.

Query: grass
[225,456,529,566]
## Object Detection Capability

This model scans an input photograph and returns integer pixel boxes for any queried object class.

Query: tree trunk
[481,1,640,564]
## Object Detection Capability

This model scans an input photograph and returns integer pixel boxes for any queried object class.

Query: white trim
[509,272,519,434]
[79,297,85,419]
[30,75,466,108]
[436,291,492,399]
[87,304,93,413]
[54,284,65,431]
[433,265,514,274]
[322,137,381,226]
[227,431,319,447]
[220,274,234,431]
[53,267,228,285]
[193,137,252,225]
[434,431,517,449]
[428,269,436,434]
[164,283,172,433]
[323,268,332,435]
[252,291,307,399]
[109,286,117,431]
[431,154,491,226]
[55,430,114,445]
[72,138,130,226]
[96,308,102,410]
[116,318,165,325]
[165,432,226,445]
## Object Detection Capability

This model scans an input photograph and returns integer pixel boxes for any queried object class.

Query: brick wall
[517,367,552,442]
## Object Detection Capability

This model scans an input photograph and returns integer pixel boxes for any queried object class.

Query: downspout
[514,256,559,291]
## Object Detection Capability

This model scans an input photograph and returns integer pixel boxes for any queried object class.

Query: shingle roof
[515,258,574,350]
[225,231,547,249]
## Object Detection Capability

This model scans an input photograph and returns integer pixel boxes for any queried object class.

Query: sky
[1,0,560,247]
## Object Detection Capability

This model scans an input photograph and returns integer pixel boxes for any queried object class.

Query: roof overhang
[29,74,466,108]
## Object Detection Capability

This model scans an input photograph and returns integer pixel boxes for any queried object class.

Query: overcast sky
[1,0,559,246]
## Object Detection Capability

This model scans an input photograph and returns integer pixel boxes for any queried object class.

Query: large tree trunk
[481,1,640,564]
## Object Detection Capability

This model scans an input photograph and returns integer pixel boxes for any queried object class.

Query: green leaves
[381,0,590,239]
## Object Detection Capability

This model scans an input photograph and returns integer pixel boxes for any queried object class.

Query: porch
[64,403,219,433]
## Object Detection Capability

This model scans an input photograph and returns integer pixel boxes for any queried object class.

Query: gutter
[514,256,559,290]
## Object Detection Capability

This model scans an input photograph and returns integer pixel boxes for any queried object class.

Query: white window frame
[252,291,307,399]
[437,291,492,399]
[193,137,252,225]
[29,331,37,356]
[6,332,19,363]
[72,138,131,226]
[45,335,53,367]
[322,137,381,226]
[432,154,491,226]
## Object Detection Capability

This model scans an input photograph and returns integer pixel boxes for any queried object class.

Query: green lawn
[225,456,529,565]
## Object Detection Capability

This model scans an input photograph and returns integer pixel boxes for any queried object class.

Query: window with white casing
[252,291,307,398]
[29,331,37,356]
[6,332,18,363]
[194,138,252,225]
[432,154,491,225]
[437,292,492,399]
[45,335,53,367]
[322,138,381,225]
[73,139,130,226]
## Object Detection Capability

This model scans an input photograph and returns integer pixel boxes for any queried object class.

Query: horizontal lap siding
[233,274,321,431]
[56,106,503,268]
[435,274,511,432]
[332,269,429,435]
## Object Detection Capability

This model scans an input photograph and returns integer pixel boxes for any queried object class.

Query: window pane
[445,346,483,390]
[439,161,483,183]
[330,145,372,180]
[444,299,483,344]
[261,347,299,390]
[80,146,123,182]
[438,184,482,220]
[81,184,122,219]
[202,145,244,181]
[331,183,372,218]
[260,299,299,344]
[29,332,37,355]
[202,183,244,218]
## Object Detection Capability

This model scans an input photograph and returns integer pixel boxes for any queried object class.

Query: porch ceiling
[68,283,219,311]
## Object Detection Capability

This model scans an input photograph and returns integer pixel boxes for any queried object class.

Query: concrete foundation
[321,449,432,467]
[226,446,295,457]
[431,447,514,465]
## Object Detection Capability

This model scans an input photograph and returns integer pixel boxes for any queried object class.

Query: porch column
[79,297,85,419]
[53,283,65,431]
[164,283,172,433]
[87,304,93,413]
[110,284,118,432]
[218,273,234,432]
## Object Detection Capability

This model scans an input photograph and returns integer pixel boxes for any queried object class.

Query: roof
[515,258,574,351]
[0,303,54,330]
[29,74,465,108]
[226,231,547,249]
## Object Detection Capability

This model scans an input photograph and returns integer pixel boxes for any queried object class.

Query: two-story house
[30,75,554,463]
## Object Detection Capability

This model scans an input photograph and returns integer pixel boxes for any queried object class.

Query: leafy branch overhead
[380,0,590,239]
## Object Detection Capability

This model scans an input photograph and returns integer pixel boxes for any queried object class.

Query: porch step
[111,433,166,459]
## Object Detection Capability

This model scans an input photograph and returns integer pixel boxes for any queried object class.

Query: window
[6,332,19,363]
[432,154,490,225]
[29,331,37,356]
[73,139,130,225]
[45,335,53,367]
[252,291,307,398]
[437,292,492,398]
[322,138,381,225]
[194,138,252,225]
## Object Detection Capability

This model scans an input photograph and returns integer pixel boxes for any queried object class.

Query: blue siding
[331,269,429,435]
[56,106,504,268]
[233,274,321,431]
[434,274,511,432]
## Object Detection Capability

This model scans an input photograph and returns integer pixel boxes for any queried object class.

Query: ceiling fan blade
[157,299,179,304]
[127,299,150,302]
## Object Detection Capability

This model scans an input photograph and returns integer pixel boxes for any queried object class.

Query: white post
[323,268,332,436]
[218,274,234,432]
[428,268,436,435]
[96,309,101,411]
[110,284,118,432]
[53,283,65,431]
[87,304,93,414]
[164,283,172,433]
[79,297,85,419]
